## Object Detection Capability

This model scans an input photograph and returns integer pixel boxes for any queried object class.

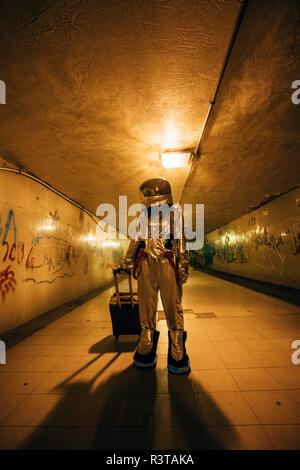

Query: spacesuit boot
[168,330,190,374]
[133,328,160,368]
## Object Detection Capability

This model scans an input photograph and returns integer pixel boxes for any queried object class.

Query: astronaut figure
[120,177,190,374]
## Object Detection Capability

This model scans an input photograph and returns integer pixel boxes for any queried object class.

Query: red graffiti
[0,265,17,301]
[1,242,50,270]
[25,247,34,269]
[17,244,24,264]
[2,242,24,265]
[9,243,16,261]
[2,242,9,262]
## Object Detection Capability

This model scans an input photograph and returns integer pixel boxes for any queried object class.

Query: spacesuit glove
[178,268,188,284]
[177,262,189,284]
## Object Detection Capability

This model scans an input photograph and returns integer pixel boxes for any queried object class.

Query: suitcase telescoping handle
[112,268,134,309]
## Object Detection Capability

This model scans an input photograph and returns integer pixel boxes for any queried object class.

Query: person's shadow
[19,335,239,450]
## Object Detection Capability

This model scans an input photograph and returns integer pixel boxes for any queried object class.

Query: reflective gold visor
[140,178,171,198]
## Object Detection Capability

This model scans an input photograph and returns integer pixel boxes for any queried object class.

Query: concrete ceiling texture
[0,0,299,233]
[182,0,300,232]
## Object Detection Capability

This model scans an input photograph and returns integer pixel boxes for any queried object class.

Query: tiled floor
[0,269,300,450]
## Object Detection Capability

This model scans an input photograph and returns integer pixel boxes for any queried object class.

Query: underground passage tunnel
[0,0,300,454]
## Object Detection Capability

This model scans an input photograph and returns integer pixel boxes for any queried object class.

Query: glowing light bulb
[161,152,190,169]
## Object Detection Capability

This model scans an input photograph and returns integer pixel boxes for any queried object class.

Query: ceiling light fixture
[160,149,193,169]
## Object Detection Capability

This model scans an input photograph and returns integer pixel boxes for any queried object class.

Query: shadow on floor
[17,335,239,450]
[90,336,140,353]
[2,280,118,349]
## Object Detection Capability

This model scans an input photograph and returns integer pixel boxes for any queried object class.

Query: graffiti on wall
[195,234,247,267]
[0,208,125,301]
[195,216,300,269]
[0,265,17,301]
[215,233,247,265]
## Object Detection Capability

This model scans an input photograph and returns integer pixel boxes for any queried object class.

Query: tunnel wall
[0,170,127,335]
[191,187,300,289]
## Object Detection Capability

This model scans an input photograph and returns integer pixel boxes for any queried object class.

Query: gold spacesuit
[120,177,190,374]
